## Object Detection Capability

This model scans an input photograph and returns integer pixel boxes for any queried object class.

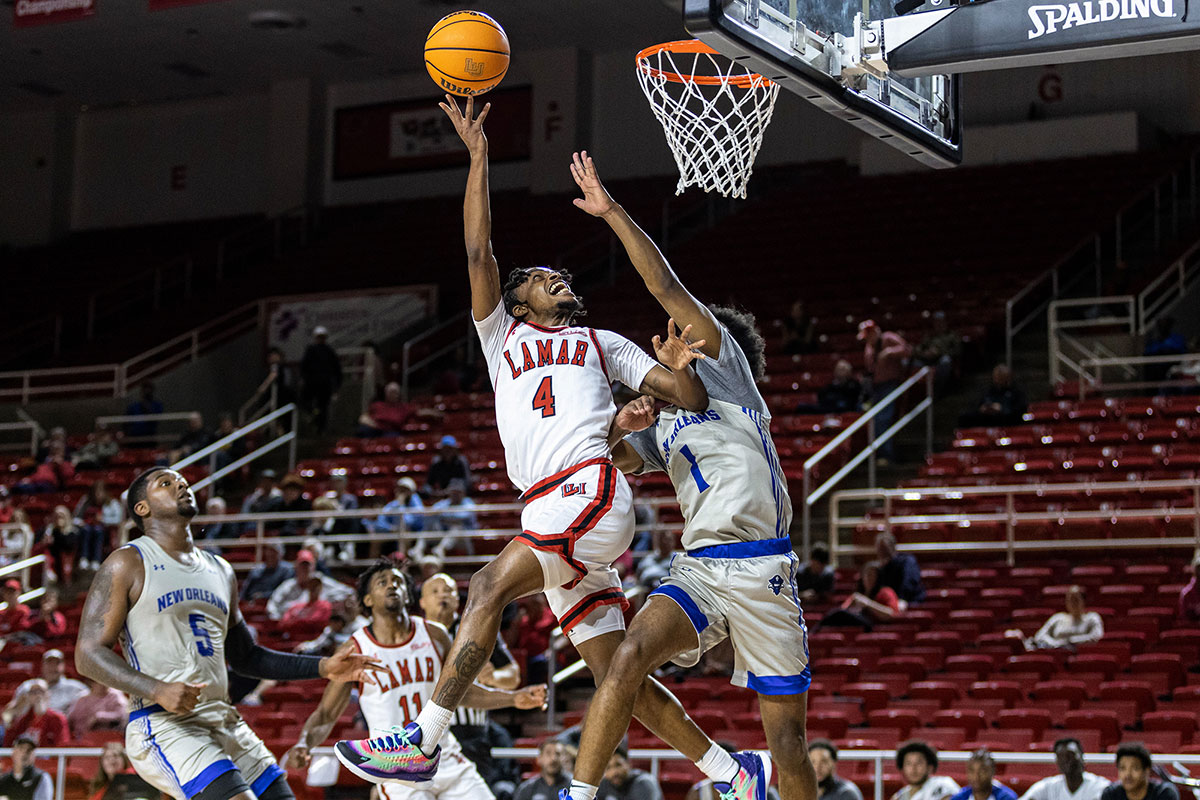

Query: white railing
[0,421,39,455]
[0,537,40,591]
[400,312,475,401]
[175,404,300,494]
[1139,237,1200,333]
[1078,352,1200,398]
[800,368,934,559]
[829,477,1200,567]
[1047,295,1136,384]
[0,365,122,406]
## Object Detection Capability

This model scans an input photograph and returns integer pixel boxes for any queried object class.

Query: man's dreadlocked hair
[502,267,586,324]
[709,305,767,381]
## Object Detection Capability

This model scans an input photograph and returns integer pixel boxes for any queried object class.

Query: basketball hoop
[636,40,780,200]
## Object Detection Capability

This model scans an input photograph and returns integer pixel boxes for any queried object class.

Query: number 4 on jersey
[533,376,556,418]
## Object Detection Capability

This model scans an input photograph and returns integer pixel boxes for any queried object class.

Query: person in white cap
[300,325,342,433]
[9,649,87,715]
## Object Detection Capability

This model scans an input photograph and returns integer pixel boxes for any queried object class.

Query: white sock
[569,781,599,800]
[695,743,739,784]
[413,703,454,756]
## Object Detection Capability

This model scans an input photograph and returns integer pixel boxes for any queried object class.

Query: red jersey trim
[361,620,418,649]
[587,329,610,382]
[519,456,613,502]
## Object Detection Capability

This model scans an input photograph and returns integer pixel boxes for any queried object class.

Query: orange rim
[635,39,773,88]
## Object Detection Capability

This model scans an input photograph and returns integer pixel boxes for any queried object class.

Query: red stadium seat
[1063,710,1122,748]
[997,708,1053,739]
[1032,680,1088,708]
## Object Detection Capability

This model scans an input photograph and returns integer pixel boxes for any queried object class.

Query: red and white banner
[13,0,94,27]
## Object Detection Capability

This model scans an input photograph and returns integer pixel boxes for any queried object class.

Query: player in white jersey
[563,153,816,800]
[75,468,380,800]
[337,97,764,800]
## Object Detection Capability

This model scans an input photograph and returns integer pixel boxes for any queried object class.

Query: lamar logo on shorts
[561,482,587,498]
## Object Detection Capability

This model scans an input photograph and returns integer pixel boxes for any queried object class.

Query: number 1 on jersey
[679,444,710,493]
[533,376,556,418]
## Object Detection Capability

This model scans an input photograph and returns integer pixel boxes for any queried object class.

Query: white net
[636,43,780,199]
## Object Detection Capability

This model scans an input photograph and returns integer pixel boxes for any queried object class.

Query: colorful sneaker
[714,751,772,800]
[334,723,441,784]
[558,791,574,800]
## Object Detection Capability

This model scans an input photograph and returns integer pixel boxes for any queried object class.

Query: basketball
[424,11,510,97]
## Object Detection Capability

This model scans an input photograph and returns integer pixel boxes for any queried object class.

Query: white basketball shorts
[649,537,812,695]
[515,457,633,646]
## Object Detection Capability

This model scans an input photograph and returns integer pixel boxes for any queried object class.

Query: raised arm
[76,548,203,713]
[283,677,354,769]
[638,320,708,412]
[571,151,722,358]
[426,621,546,711]
[439,94,502,322]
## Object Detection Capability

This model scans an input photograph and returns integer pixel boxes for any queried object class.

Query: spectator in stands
[0,735,53,800]
[597,745,663,800]
[300,325,342,433]
[89,742,158,800]
[40,506,80,584]
[240,543,292,600]
[200,496,239,542]
[913,311,963,390]
[372,476,426,539]
[210,413,246,477]
[635,530,677,589]
[168,412,214,463]
[255,347,299,410]
[74,480,122,571]
[781,299,818,355]
[891,741,960,800]
[514,593,556,683]
[14,442,74,495]
[1101,744,1178,800]
[822,561,903,630]
[124,381,164,443]
[274,473,313,537]
[11,650,88,715]
[71,425,118,470]
[797,543,837,602]
[425,435,473,498]
[241,469,282,517]
[859,320,911,464]
[958,365,1028,428]
[1143,317,1188,385]
[817,360,864,414]
[810,739,862,800]
[28,590,65,642]
[416,553,444,583]
[357,381,442,437]
[34,428,69,464]
[328,473,359,512]
[418,478,477,559]
[876,531,926,604]
[295,603,366,656]
[515,740,572,800]
[279,576,333,634]
[1017,585,1104,651]
[1,508,32,568]
[1178,555,1200,623]
[1019,738,1108,800]
[0,579,31,637]
[267,549,352,619]
[65,678,125,739]
[950,750,1017,800]
[2,680,69,746]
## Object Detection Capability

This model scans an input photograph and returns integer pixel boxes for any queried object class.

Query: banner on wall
[148,0,227,9]
[13,0,94,27]
[267,287,438,363]
[333,85,532,181]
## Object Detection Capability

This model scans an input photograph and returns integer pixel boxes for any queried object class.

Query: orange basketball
[424,11,510,97]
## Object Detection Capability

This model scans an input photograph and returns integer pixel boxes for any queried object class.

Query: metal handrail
[173,404,299,493]
[0,421,39,455]
[1139,237,1200,333]
[830,476,1200,566]
[1079,351,1200,397]
[1047,295,1136,384]
[800,367,934,558]
[400,312,472,401]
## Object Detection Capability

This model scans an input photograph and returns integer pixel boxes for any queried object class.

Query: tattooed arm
[75,547,205,714]
[425,622,546,711]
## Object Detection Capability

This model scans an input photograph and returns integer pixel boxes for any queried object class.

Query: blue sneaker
[334,723,441,784]
[713,751,772,800]
[558,791,574,800]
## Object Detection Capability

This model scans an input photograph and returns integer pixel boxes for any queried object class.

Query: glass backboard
[684,0,962,166]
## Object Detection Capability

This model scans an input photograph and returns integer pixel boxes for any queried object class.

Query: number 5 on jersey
[533,376,556,418]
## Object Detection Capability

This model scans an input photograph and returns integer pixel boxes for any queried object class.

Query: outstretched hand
[616,395,657,433]
[570,151,616,217]
[319,642,385,683]
[653,319,707,372]
[438,94,491,156]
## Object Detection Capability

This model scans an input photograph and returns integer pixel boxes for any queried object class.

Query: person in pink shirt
[3,680,69,746]
[280,577,333,634]
[859,320,912,464]
[1178,556,1200,623]
[66,678,127,739]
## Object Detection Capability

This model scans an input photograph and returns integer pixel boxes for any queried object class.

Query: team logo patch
[768,575,784,596]
[561,482,587,498]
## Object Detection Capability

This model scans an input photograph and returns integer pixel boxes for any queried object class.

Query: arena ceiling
[0,0,682,112]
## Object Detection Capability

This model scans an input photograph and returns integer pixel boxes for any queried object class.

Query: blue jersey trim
[745,668,812,695]
[182,759,237,798]
[649,584,709,634]
[144,716,183,793]
[250,764,286,796]
[128,704,166,722]
[686,537,793,559]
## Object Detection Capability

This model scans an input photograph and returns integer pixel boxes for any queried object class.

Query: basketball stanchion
[636,40,780,199]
